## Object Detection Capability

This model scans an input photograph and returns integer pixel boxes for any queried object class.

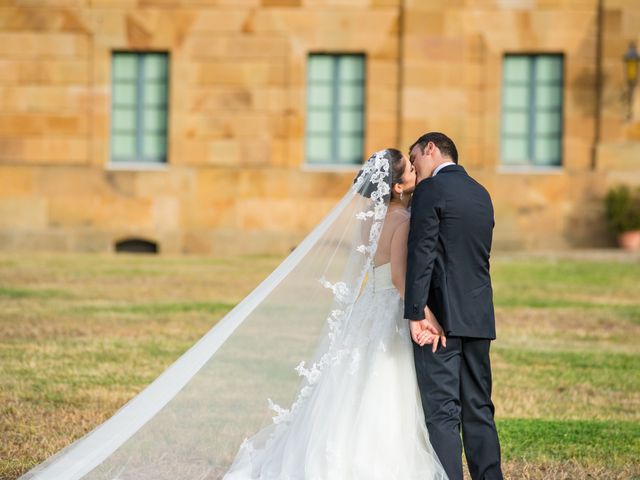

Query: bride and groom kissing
[225,132,504,480]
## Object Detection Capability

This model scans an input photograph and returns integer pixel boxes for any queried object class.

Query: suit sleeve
[403,181,443,320]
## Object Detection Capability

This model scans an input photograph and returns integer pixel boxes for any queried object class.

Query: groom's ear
[425,141,434,155]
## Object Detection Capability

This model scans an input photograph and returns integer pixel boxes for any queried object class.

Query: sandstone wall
[0,0,638,254]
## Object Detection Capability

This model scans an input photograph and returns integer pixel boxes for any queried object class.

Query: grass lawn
[1,252,639,479]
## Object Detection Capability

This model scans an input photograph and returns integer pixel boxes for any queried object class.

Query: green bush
[604,185,640,233]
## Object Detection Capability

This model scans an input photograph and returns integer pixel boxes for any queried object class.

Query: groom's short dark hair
[409,132,458,164]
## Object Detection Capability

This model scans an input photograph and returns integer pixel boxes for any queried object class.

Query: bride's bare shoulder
[385,209,410,239]
[386,208,411,224]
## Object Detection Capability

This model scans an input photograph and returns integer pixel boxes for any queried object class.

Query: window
[111,52,169,164]
[305,54,365,166]
[501,54,563,168]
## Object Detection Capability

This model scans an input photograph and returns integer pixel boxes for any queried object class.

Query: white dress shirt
[432,161,456,177]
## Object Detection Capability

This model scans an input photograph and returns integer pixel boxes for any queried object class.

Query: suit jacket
[404,164,496,339]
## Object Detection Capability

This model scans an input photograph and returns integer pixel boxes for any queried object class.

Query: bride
[224,149,448,480]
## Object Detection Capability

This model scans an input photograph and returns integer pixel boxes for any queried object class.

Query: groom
[404,132,503,480]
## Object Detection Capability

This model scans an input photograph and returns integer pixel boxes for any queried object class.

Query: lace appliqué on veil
[246,151,392,452]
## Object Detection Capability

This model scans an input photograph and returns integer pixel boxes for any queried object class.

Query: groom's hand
[423,308,444,335]
[410,319,443,346]
[409,320,425,345]
[409,309,447,352]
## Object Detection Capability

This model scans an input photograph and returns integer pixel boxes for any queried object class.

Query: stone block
[0,113,89,136]
[172,139,211,166]
[5,0,88,5]
[597,142,640,172]
[564,139,592,172]
[135,168,196,197]
[404,9,445,36]
[151,196,180,230]
[0,7,90,33]
[261,0,301,7]
[188,9,250,33]
[401,62,445,88]
[48,193,153,229]
[179,112,284,141]
[0,196,47,228]
[270,138,288,167]
[372,0,399,6]
[188,167,240,228]
[0,86,91,112]
[367,86,397,114]
[184,34,290,59]
[187,87,254,112]
[286,113,304,139]
[368,60,398,89]
[237,197,336,232]
[240,139,274,166]
[0,166,34,196]
[0,59,89,85]
[366,117,398,150]
[209,139,243,166]
[0,138,88,164]
[191,60,287,86]
[0,32,89,58]
[89,0,140,6]
[34,166,107,196]
[285,138,304,167]
[0,228,72,252]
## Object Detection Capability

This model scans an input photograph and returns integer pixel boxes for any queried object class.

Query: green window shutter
[111,52,169,164]
[306,54,365,166]
[501,54,563,167]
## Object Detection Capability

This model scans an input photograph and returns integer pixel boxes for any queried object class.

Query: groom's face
[409,143,434,183]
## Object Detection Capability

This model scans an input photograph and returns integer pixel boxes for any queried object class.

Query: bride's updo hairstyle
[354,148,405,201]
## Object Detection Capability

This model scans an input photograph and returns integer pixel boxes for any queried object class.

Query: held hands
[409,308,447,353]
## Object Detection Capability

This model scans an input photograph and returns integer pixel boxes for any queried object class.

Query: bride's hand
[409,320,434,346]
[418,308,447,352]
[417,330,447,352]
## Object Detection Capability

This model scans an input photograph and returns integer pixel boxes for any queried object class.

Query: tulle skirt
[224,281,448,480]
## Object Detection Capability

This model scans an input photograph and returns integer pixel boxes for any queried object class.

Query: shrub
[604,185,640,233]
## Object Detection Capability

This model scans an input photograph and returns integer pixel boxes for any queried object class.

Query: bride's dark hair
[354,148,405,200]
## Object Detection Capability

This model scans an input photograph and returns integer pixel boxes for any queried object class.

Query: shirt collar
[432,161,456,177]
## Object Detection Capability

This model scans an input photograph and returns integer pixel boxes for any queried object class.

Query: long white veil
[20,151,393,480]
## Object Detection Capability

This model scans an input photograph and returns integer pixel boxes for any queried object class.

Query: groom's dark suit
[404,164,503,480]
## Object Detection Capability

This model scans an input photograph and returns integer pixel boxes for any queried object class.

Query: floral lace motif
[256,151,392,448]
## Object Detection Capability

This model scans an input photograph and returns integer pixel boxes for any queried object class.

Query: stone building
[0,0,638,254]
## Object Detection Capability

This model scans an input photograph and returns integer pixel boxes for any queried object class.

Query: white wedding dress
[224,262,448,480]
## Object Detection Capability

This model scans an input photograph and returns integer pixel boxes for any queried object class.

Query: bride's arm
[390,218,440,320]
[390,219,410,298]
[392,217,445,348]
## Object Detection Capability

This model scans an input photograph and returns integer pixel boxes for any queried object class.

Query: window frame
[304,53,367,168]
[109,51,170,167]
[500,53,565,171]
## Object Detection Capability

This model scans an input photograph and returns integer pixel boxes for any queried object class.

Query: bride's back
[374,207,410,267]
